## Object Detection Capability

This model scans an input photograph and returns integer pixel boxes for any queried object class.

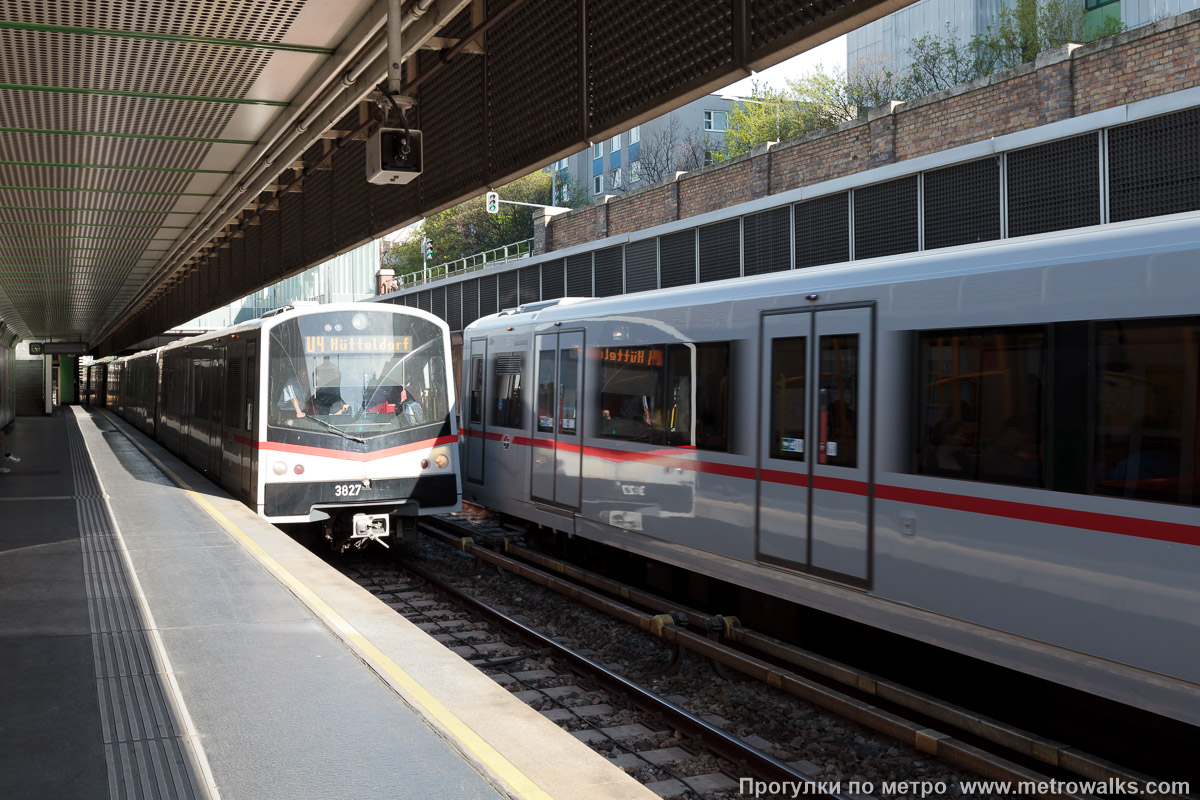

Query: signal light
[485,191,500,214]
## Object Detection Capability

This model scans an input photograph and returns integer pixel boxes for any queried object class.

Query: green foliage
[724,61,902,159]
[903,23,993,97]
[724,0,1129,158]
[381,171,561,276]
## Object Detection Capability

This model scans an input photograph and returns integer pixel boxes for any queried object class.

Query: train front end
[260,305,460,550]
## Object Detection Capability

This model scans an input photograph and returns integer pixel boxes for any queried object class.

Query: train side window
[492,353,524,429]
[769,337,806,461]
[694,343,730,452]
[469,356,483,424]
[917,326,1047,487]
[559,344,579,437]
[1093,318,1199,506]
[664,345,693,446]
[536,349,556,433]
[819,334,858,468]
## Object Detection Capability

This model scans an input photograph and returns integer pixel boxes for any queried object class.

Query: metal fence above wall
[376,100,1200,335]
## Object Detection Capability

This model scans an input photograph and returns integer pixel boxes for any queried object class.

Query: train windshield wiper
[305,415,366,444]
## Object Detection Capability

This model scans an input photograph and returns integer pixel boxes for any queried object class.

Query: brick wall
[542,10,1200,253]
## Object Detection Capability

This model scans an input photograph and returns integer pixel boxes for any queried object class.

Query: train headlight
[351,312,368,331]
[420,459,430,469]
[293,464,305,475]
[434,453,449,469]
[273,461,287,475]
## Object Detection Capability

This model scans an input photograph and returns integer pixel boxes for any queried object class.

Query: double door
[757,307,873,586]
[531,331,584,508]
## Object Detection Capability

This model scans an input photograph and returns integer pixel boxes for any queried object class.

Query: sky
[720,34,847,97]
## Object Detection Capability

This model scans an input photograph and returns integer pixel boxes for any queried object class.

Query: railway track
[335,551,823,799]
[318,510,1190,800]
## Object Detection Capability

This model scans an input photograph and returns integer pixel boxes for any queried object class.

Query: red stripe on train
[464,429,1200,546]
[261,434,458,461]
[874,484,1200,547]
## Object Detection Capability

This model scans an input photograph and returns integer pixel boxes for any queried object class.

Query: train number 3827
[333,483,364,497]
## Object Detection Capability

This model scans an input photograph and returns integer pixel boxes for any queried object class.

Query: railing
[381,238,533,294]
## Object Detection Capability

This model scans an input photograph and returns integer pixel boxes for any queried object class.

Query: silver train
[88,303,461,549]
[461,213,1200,726]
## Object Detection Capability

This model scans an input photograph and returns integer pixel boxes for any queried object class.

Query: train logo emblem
[501,435,513,450]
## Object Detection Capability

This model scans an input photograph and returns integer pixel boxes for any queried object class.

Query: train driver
[313,356,351,415]
[278,373,307,419]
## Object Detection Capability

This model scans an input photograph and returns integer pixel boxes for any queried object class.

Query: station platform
[0,408,655,800]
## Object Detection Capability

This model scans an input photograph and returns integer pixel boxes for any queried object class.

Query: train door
[221,341,246,495]
[209,347,225,479]
[530,331,584,508]
[243,341,257,500]
[465,338,487,484]
[757,306,873,586]
[179,350,191,448]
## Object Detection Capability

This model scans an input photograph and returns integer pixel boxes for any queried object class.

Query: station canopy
[0,0,911,354]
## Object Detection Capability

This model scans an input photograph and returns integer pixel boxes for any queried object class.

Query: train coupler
[351,513,391,549]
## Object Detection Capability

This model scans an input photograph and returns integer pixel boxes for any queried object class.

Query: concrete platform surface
[0,408,655,800]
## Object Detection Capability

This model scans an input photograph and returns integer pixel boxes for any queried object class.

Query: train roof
[466,211,1200,331]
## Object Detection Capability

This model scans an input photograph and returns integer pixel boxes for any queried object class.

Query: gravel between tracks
[342,507,1015,800]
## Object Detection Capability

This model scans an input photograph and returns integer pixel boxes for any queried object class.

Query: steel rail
[400,548,845,797]
[483,534,1169,795]
[420,522,1095,800]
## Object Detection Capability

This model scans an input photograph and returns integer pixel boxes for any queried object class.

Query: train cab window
[598,342,729,450]
[599,345,663,442]
[917,326,1047,487]
[492,353,524,429]
[1093,318,1199,506]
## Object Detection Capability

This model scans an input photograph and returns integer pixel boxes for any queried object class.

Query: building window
[1084,0,1118,7]
[703,150,716,166]
[612,168,622,188]
[592,142,603,159]
[593,174,603,195]
[629,160,641,183]
[630,125,640,144]
[609,133,621,151]
[704,110,727,132]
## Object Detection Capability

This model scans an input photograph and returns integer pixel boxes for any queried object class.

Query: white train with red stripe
[461,213,1200,725]
[96,302,460,550]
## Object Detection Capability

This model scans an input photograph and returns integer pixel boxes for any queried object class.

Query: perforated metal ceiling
[0,0,912,353]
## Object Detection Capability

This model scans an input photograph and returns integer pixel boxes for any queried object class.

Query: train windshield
[266,309,449,444]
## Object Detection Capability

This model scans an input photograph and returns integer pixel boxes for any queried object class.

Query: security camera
[366,127,422,185]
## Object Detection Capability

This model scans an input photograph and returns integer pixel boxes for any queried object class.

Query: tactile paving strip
[67,415,203,800]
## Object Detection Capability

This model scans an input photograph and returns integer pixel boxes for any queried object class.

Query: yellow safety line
[103,413,553,800]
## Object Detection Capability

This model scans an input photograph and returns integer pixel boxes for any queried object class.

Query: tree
[382,170,566,277]
[723,61,902,159]
[722,84,812,159]
[902,23,993,97]
[631,117,716,184]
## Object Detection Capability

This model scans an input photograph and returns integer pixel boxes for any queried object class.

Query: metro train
[89,302,461,549]
[461,213,1200,726]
